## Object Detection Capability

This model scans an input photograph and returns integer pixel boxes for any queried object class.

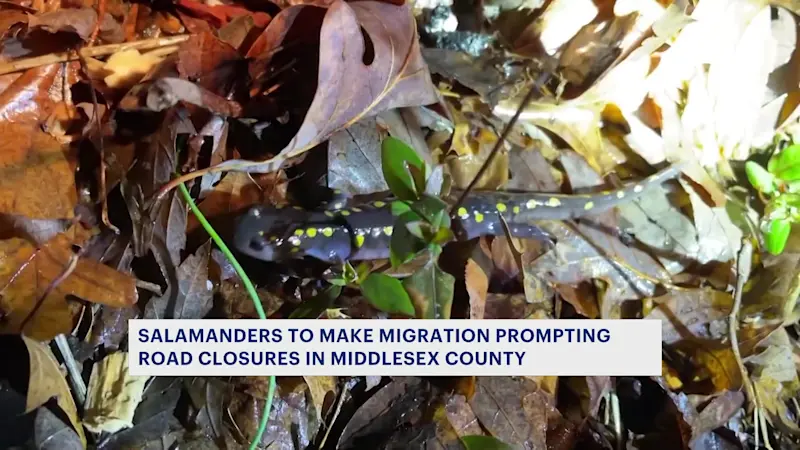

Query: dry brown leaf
[22,335,87,447]
[465,258,488,319]
[244,0,438,164]
[0,232,138,341]
[0,123,77,219]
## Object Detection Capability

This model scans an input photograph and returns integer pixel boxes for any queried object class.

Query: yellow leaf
[22,336,86,447]
[304,376,336,421]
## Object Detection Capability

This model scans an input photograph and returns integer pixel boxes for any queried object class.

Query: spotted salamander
[233,164,684,263]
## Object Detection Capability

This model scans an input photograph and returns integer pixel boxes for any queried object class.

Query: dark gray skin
[234,164,684,263]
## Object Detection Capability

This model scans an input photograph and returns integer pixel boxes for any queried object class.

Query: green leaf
[746,161,777,195]
[289,285,342,318]
[768,144,800,181]
[764,218,792,255]
[403,260,454,319]
[360,273,416,316]
[381,137,427,201]
[460,436,514,450]
[391,200,412,217]
[390,211,427,267]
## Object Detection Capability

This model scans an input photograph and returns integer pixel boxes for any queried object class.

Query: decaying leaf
[644,288,732,345]
[22,335,87,447]
[144,240,213,319]
[84,352,149,434]
[0,232,138,340]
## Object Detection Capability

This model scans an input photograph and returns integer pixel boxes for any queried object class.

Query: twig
[449,71,552,217]
[0,35,190,75]
[54,334,87,406]
[729,238,755,405]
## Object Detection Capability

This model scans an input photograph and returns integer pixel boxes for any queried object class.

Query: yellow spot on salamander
[496,203,507,213]
[584,201,594,210]
[633,185,644,193]
[258,230,264,236]
[546,197,561,207]
[373,201,386,208]
[306,228,317,238]
[322,227,334,237]
[294,229,304,237]
[290,247,300,253]
[324,211,335,217]
[616,191,625,199]
[340,210,351,216]
[269,235,278,242]
[289,236,301,246]
[457,207,469,219]
[474,211,484,223]
[333,202,344,209]
[383,226,393,236]
[526,199,538,209]
[355,234,365,247]
[293,206,304,210]
[513,206,520,214]
[351,207,362,213]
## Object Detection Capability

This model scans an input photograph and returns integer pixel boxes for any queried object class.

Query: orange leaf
[0,232,138,341]
[0,123,77,219]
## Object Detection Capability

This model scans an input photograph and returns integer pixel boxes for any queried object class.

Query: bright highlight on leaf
[768,144,800,182]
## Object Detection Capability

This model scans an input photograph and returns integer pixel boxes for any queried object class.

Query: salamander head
[233,206,307,262]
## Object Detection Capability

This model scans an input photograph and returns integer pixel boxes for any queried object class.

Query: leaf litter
[3,0,800,448]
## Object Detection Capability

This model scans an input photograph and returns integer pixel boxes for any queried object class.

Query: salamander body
[233,164,684,263]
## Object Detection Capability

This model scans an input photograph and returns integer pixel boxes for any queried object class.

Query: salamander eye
[249,237,266,251]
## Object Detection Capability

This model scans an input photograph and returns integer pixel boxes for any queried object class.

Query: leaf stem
[176,181,275,449]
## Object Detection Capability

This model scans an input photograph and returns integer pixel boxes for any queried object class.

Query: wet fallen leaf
[468,377,555,449]
[0,232,138,340]
[644,288,732,344]
[22,335,86,447]
[0,123,76,219]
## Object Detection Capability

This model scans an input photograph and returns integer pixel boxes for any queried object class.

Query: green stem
[176,181,276,449]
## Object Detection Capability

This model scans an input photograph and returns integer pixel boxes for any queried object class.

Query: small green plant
[356,137,455,318]
[745,143,800,255]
